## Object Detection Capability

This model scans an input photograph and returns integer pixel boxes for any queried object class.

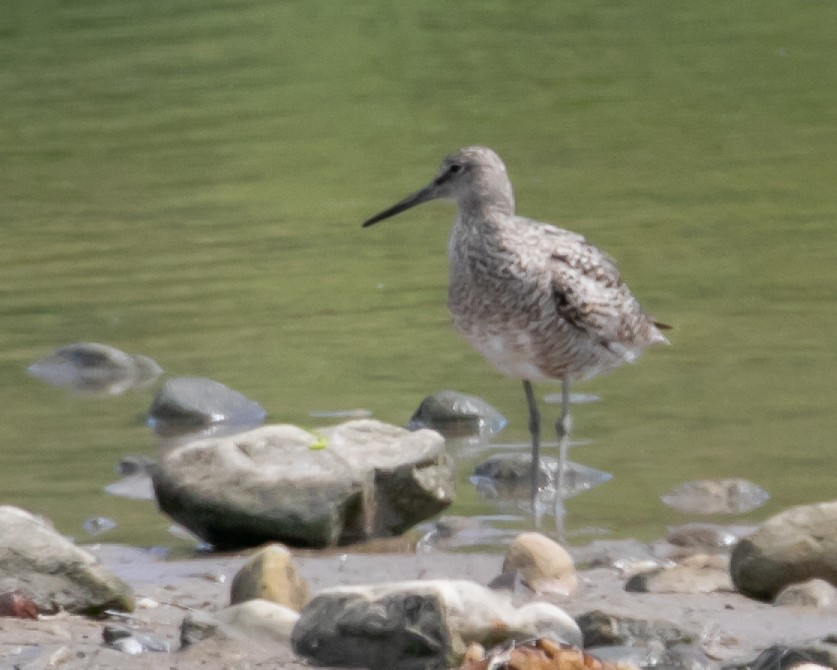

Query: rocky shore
[3,503,837,669]
[4,372,836,669]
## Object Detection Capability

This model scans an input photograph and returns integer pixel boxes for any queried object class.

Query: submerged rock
[152,419,453,549]
[82,516,117,536]
[730,501,837,601]
[661,478,769,515]
[408,390,507,438]
[27,342,162,395]
[471,453,611,506]
[104,455,157,501]
[291,579,581,669]
[0,506,134,615]
[146,376,266,438]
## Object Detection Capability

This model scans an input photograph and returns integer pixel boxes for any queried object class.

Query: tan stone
[229,544,308,610]
[731,501,837,601]
[502,532,577,596]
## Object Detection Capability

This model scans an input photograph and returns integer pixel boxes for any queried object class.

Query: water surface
[2,1,835,550]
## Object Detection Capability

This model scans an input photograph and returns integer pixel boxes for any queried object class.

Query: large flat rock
[153,419,453,549]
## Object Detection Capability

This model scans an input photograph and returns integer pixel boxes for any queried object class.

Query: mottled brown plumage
[363,146,668,526]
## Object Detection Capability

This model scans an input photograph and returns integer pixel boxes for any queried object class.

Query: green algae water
[1,1,835,549]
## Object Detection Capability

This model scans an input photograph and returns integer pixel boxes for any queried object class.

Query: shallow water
[2,1,835,551]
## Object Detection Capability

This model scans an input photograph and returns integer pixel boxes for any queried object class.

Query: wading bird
[363,146,669,526]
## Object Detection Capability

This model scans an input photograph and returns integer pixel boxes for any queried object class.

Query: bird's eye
[449,163,462,174]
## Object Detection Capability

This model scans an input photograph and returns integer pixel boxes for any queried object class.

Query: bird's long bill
[362,184,435,228]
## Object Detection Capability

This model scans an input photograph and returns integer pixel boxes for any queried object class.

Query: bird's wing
[524,220,655,346]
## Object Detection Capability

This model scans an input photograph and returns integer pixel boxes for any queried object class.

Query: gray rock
[571,539,669,574]
[661,478,769,515]
[773,578,837,608]
[666,522,741,549]
[724,645,837,670]
[152,419,453,549]
[27,342,162,395]
[576,609,693,648]
[291,579,581,669]
[115,455,156,477]
[146,376,266,438]
[625,562,733,594]
[8,645,77,669]
[181,599,299,647]
[408,390,507,438]
[180,610,221,647]
[730,501,837,601]
[0,506,135,615]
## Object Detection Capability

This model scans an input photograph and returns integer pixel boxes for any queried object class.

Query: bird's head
[362,146,514,228]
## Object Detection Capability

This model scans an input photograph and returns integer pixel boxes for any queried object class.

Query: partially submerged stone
[147,376,266,438]
[731,501,837,601]
[292,579,581,669]
[27,342,162,395]
[661,478,769,515]
[408,390,507,438]
[152,419,453,549]
[0,506,135,615]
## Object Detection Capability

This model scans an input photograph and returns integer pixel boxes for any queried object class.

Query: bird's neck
[457,179,516,229]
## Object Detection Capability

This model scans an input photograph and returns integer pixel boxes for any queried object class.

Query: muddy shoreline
[3,541,836,669]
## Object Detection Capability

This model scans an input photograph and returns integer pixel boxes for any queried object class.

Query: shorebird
[363,146,669,524]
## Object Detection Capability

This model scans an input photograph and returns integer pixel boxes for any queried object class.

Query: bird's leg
[553,377,572,533]
[522,381,542,525]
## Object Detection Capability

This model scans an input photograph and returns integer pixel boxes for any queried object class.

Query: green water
[2,1,835,550]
